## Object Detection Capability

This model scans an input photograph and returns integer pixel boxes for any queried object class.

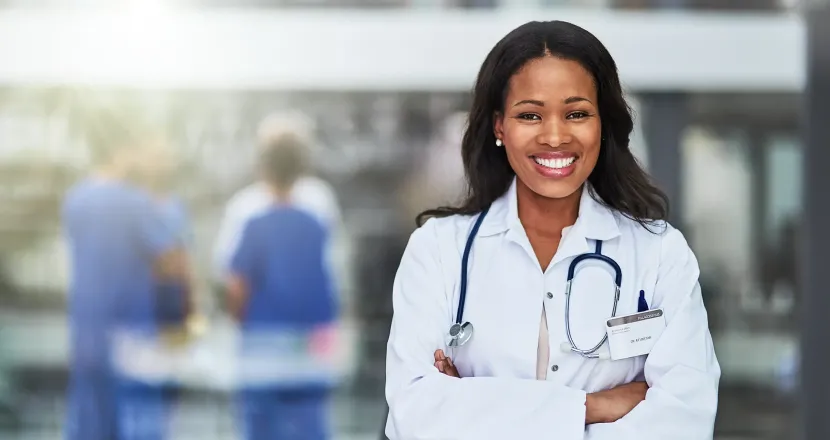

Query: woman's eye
[567,111,590,120]
[517,113,541,121]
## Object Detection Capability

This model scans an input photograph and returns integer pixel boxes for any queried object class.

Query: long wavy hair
[417,21,668,230]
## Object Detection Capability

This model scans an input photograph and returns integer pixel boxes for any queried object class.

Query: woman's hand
[585,381,649,425]
[433,349,460,378]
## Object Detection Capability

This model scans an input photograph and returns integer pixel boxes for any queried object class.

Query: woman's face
[494,56,602,200]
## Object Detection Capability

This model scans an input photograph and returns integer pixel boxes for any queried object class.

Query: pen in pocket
[637,290,649,313]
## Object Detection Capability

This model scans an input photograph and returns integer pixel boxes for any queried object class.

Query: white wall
[0,8,805,91]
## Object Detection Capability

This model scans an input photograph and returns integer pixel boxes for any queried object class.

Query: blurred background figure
[226,132,339,440]
[61,106,185,440]
[133,135,205,440]
[213,111,342,284]
[140,141,196,332]
[399,111,467,229]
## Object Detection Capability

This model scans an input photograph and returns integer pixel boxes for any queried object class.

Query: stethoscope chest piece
[445,321,474,347]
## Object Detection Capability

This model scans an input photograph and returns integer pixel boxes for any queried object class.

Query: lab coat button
[551,365,559,372]
[546,292,554,299]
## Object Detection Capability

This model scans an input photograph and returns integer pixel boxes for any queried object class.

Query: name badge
[605,309,666,361]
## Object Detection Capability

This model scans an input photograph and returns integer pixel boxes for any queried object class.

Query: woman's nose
[536,119,572,147]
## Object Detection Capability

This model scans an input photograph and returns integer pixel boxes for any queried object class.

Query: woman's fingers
[434,349,446,373]
[445,362,460,378]
[434,349,460,377]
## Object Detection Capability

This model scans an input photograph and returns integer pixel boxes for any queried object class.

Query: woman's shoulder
[614,213,668,236]
[412,213,480,242]
[396,214,477,289]
[614,214,696,264]
[402,213,482,266]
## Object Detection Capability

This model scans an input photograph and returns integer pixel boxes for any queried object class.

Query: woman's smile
[530,151,580,178]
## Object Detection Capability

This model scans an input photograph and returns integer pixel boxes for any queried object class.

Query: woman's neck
[516,179,582,238]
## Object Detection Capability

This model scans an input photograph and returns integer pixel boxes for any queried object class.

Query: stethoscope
[444,206,623,360]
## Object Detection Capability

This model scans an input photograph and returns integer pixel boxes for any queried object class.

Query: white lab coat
[385,178,720,440]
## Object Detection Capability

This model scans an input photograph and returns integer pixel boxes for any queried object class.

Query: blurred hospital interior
[0,0,826,439]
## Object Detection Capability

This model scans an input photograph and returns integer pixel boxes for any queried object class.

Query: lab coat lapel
[475,178,535,259]
[501,180,539,265]
[550,186,620,269]
[549,222,590,270]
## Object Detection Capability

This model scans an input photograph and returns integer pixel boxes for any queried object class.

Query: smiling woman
[386,20,720,440]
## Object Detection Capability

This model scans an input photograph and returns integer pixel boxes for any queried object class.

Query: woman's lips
[530,153,578,178]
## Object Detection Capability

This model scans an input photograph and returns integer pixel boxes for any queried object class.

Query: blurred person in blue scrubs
[136,141,202,432]
[62,108,185,440]
[114,137,199,440]
[213,111,342,283]
[140,143,197,336]
[226,132,340,440]
[153,194,193,328]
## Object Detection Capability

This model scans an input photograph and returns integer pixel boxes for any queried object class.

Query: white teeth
[534,156,576,169]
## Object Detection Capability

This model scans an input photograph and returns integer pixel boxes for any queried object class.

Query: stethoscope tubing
[456,206,490,325]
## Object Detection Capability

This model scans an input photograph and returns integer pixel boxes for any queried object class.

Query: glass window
[677,96,801,438]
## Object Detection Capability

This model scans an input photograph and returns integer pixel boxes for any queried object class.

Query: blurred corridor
[0,1,819,439]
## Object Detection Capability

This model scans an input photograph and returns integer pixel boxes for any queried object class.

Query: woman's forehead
[506,57,596,103]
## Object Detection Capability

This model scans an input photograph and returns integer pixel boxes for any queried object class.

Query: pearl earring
[495,139,503,147]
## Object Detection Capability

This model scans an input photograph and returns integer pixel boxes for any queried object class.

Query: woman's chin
[520,174,585,201]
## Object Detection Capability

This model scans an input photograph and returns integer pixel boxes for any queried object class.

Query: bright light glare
[116,0,183,87]
[123,0,169,20]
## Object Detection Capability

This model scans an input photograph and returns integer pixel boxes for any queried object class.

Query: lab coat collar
[477,177,620,243]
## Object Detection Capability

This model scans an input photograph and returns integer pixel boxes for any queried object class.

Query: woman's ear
[493,111,504,143]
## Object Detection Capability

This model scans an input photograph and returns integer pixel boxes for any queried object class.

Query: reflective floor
[0,391,387,440]
[0,309,799,440]
[0,386,799,440]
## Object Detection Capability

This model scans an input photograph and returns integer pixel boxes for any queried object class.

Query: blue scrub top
[157,196,191,246]
[63,178,177,366]
[155,196,191,325]
[230,206,338,330]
